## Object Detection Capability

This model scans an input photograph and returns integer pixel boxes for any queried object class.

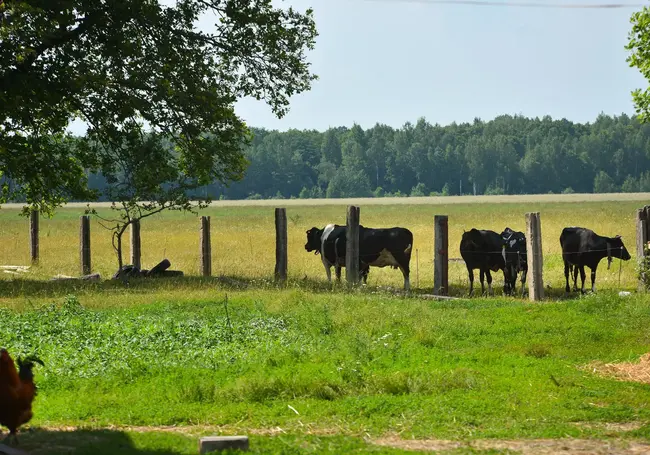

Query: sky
[68,0,649,134]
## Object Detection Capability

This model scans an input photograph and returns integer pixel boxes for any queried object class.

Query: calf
[559,226,631,294]
[500,227,528,296]
[460,228,505,296]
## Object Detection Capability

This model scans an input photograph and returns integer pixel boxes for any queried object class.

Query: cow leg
[335,265,342,282]
[503,269,511,295]
[486,270,494,296]
[564,262,571,294]
[590,266,597,293]
[322,258,333,283]
[467,266,474,296]
[572,265,580,292]
[520,269,527,296]
[579,266,586,294]
[479,269,486,295]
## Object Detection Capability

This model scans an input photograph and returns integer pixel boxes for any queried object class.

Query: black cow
[500,227,528,296]
[560,226,631,294]
[305,224,413,290]
[460,228,505,296]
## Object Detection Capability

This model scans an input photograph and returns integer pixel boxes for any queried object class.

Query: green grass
[1,282,650,453]
[1,196,650,453]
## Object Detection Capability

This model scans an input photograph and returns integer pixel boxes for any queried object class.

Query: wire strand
[362,0,645,9]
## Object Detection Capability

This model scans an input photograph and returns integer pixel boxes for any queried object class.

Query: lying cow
[460,228,505,296]
[560,226,631,294]
[501,227,528,296]
[305,224,413,290]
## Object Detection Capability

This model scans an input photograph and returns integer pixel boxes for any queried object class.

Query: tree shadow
[4,427,195,455]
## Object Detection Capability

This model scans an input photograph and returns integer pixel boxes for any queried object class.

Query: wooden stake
[29,210,39,265]
[346,205,360,287]
[274,208,287,283]
[200,216,212,277]
[433,215,449,295]
[79,215,91,275]
[525,212,544,301]
[130,219,141,269]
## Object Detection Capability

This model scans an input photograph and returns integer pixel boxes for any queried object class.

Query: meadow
[0,192,647,293]
[0,194,649,454]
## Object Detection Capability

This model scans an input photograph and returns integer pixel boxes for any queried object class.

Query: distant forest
[86,113,650,200]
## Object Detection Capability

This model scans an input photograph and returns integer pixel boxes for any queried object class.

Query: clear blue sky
[234,0,647,131]
[67,0,648,135]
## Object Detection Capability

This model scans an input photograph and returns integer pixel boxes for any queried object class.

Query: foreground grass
[1,281,650,453]
[0,196,647,293]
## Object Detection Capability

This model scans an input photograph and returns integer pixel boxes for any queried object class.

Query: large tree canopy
[628,6,650,123]
[0,0,317,213]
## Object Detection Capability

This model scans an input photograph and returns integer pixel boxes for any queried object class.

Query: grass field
[1,194,650,454]
[0,193,647,293]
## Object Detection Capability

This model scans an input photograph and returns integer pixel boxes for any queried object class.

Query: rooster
[0,348,44,444]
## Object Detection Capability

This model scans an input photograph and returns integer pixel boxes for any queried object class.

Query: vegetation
[0,0,317,214]
[0,197,644,293]
[76,113,650,200]
[0,286,649,453]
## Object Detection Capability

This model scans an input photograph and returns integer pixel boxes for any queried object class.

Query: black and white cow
[304,224,368,283]
[305,224,413,290]
[500,227,528,296]
[460,228,505,296]
[559,226,631,294]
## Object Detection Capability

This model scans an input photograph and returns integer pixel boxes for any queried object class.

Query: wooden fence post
[29,210,39,265]
[80,215,91,275]
[636,208,649,292]
[346,205,360,287]
[274,208,287,283]
[200,216,212,277]
[434,215,448,295]
[525,212,544,301]
[130,219,141,269]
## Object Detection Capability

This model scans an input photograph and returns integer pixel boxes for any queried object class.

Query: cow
[500,227,528,296]
[559,226,631,294]
[460,228,505,296]
[305,224,413,290]
[304,224,369,284]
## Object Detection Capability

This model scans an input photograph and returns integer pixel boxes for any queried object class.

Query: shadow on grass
[5,428,195,455]
[0,273,629,303]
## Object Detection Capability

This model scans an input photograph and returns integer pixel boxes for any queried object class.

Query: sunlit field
[0,193,648,295]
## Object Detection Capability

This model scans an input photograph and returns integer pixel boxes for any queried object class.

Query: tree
[326,168,372,198]
[628,7,650,124]
[0,0,317,217]
[593,171,617,193]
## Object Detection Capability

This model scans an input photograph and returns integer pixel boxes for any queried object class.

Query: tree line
[84,112,650,201]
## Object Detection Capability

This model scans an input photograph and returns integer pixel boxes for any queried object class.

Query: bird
[0,348,44,445]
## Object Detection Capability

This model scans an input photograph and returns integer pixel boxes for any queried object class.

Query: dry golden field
[0,192,648,295]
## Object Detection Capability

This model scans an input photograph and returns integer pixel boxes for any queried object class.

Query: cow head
[461,228,483,249]
[305,227,323,254]
[608,235,631,261]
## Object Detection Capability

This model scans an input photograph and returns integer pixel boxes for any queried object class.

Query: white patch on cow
[404,275,411,291]
[404,244,412,255]
[368,249,399,268]
[509,239,517,248]
[320,224,336,281]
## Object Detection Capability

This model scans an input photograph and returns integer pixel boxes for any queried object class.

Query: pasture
[0,194,650,454]
[0,193,647,293]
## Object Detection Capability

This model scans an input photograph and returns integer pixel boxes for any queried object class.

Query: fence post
[29,210,39,265]
[636,208,648,292]
[346,205,360,287]
[274,208,287,283]
[434,215,448,295]
[80,215,91,275]
[130,219,141,269]
[525,212,544,301]
[200,216,212,277]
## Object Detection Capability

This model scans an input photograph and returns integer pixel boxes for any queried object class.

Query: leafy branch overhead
[0,0,318,213]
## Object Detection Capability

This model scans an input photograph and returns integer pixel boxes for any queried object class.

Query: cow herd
[305,223,632,296]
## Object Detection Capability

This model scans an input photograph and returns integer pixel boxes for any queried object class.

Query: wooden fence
[18,204,650,301]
